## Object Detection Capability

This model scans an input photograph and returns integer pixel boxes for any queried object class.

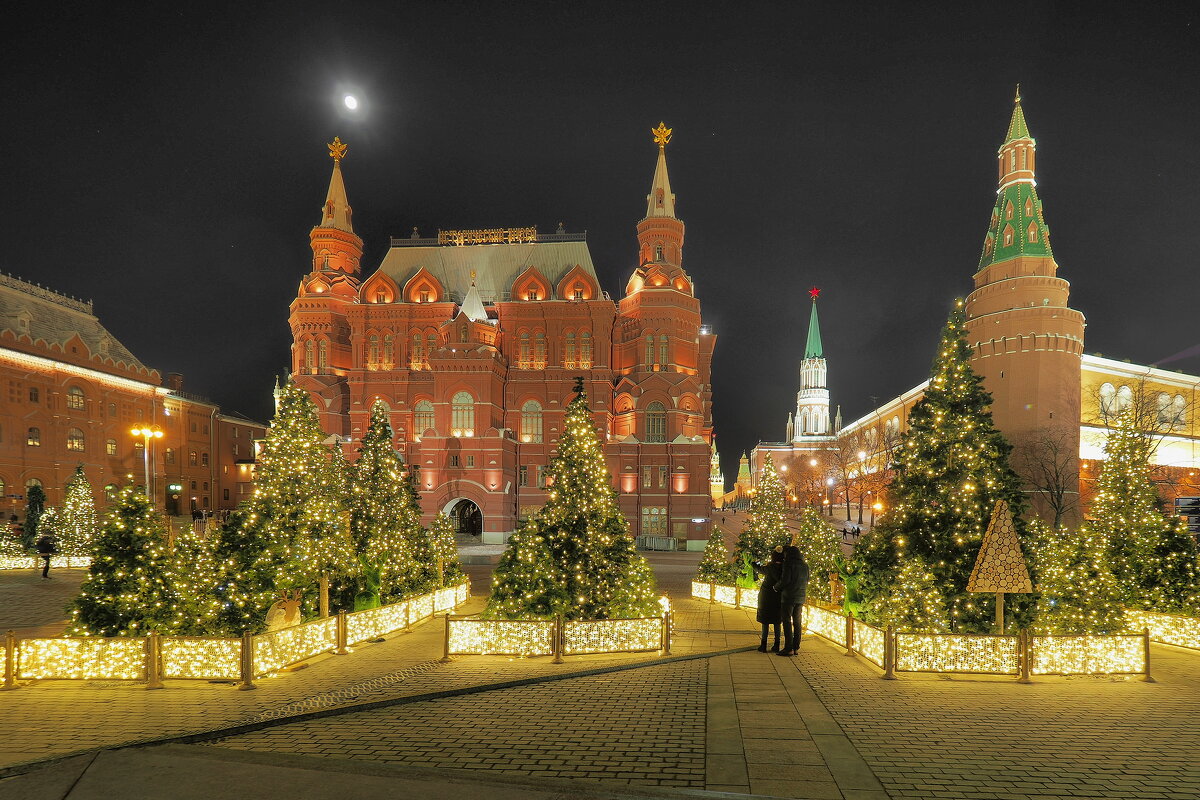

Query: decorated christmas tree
[158,524,225,634]
[790,505,842,603]
[426,512,461,588]
[349,400,420,602]
[214,380,355,633]
[59,465,98,557]
[67,485,180,636]
[1029,519,1123,634]
[1090,412,1200,611]
[734,454,789,568]
[486,379,659,620]
[695,526,733,583]
[863,556,950,632]
[855,303,1027,632]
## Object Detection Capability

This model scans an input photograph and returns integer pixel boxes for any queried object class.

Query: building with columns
[290,126,718,546]
[748,91,1199,522]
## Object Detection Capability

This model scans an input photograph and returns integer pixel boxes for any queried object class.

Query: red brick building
[0,273,265,517]
[290,127,717,546]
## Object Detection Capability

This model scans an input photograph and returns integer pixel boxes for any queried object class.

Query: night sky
[7,2,1199,482]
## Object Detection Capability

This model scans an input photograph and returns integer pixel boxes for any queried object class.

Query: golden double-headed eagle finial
[651,121,672,148]
[327,136,348,162]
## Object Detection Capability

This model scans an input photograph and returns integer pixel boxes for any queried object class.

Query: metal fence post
[402,602,413,634]
[661,610,672,656]
[552,617,564,664]
[439,614,453,663]
[844,614,855,657]
[882,625,897,680]
[734,588,741,610]
[2,630,16,691]
[145,631,164,690]
[708,582,715,605]
[237,630,257,690]
[334,610,349,655]
[1142,628,1155,683]
[1017,630,1033,683]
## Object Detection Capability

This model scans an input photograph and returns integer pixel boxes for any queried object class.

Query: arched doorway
[448,499,482,538]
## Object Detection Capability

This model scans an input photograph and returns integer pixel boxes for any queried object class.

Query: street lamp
[825,477,835,516]
[130,425,163,503]
[871,501,883,526]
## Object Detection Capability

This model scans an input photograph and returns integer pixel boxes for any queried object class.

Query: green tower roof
[804,294,823,359]
[1004,86,1031,143]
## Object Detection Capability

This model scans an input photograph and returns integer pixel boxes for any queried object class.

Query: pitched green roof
[977,182,1054,269]
[1005,101,1031,144]
[805,299,823,359]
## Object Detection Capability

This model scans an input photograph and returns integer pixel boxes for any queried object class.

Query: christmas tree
[426,513,461,588]
[158,524,225,634]
[864,556,950,632]
[1090,412,1200,612]
[67,485,181,636]
[1028,519,1123,634]
[734,454,789,568]
[22,484,46,550]
[790,505,842,603]
[214,380,355,633]
[855,303,1027,632]
[486,379,659,620]
[695,526,733,583]
[349,400,420,602]
[59,465,98,557]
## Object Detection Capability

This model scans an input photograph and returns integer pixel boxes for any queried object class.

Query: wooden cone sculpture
[967,499,1032,633]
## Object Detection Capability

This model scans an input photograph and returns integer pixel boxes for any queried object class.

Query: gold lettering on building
[438,227,537,246]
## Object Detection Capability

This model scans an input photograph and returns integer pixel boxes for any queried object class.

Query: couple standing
[755,546,809,656]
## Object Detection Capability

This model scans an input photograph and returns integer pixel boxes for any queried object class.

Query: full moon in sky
[343,95,358,110]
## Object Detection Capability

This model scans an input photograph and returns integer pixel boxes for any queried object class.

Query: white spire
[645,122,676,219]
[460,282,487,322]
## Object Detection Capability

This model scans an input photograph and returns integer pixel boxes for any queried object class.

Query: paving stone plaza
[1,553,1198,800]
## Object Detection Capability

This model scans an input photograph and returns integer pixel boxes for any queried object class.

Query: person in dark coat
[753,547,785,652]
[35,533,56,580]
[774,545,810,656]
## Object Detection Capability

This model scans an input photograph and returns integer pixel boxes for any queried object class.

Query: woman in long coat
[775,545,810,657]
[754,547,785,652]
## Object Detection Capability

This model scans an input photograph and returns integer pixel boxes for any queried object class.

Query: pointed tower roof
[319,137,354,233]
[644,122,677,219]
[459,274,488,323]
[978,89,1053,271]
[804,287,824,359]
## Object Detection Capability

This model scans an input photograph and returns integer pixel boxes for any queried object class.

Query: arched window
[564,332,576,368]
[25,478,42,490]
[1171,394,1187,427]
[534,332,547,369]
[1027,222,1037,243]
[383,334,394,368]
[106,438,117,456]
[189,450,199,467]
[646,401,667,443]
[1116,385,1133,414]
[580,332,593,368]
[165,447,175,464]
[66,386,85,410]
[1157,392,1172,423]
[645,335,655,366]
[1003,225,1014,246]
[459,325,468,343]
[426,333,437,362]
[413,400,435,436]
[27,427,40,446]
[368,334,379,369]
[658,335,669,366]
[108,402,117,418]
[67,428,85,451]
[520,400,543,443]
[411,332,423,368]
[318,340,329,370]
[451,392,475,435]
[518,332,531,369]
[1099,383,1116,416]
[305,340,315,371]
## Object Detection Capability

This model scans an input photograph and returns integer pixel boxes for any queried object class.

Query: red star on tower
[808,286,821,301]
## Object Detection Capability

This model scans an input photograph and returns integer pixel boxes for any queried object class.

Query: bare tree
[1011,427,1078,529]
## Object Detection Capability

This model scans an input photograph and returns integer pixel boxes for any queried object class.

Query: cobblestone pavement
[0,568,86,637]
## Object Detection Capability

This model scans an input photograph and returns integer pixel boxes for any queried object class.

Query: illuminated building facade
[290,127,717,545]
[0,274,265,517]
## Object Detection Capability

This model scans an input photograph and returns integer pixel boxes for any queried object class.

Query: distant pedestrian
[774,545,810,657]
[754,547,785,652]
[35,533,56,580]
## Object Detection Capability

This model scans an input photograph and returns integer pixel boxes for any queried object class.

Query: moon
[343,95,358,111]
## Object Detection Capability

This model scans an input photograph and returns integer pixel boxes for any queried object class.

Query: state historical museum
[290,126,716,545]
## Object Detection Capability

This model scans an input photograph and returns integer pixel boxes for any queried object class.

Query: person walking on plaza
[774,545,810,657]
[754,547,785,652]
[35,532,56,580]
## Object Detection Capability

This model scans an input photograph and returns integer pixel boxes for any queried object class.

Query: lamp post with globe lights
[130,425,163,504]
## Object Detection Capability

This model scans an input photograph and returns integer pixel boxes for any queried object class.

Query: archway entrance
[448,499,482,538]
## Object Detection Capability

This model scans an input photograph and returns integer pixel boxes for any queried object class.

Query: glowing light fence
[1,580,471,688]
[444,610,671,660]
[695,582,1152,679]
[0,555,92,570]
[1126,609,1200,651]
